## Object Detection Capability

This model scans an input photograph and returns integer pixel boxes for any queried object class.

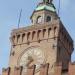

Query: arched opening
[27,32,30,41]
[12,35,15,44]
[54,27,57,37]
[37,16,42,23]
[22,33,25,42]
[38,30,41,39]
[43,29,46,38]
[17,34,20,43]
[32,31,36,40]
[48,28,51,37]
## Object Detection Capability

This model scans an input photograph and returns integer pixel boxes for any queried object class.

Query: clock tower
[9,0,74,75]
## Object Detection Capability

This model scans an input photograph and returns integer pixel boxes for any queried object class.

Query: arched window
[22,33,25,42]
[12,35,15,44]
[54,27,57,37]
[37,16,42,23]
[27,32,30,40]
[48,28,51,37]
[43,29,46,37]
[38,30,41,38]
[32,31,36,40]
[46,16,51,22]
[17,34,20,43]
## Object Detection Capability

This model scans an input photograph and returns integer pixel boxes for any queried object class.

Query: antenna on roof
[58,0,60,18]
[18,9,22,28]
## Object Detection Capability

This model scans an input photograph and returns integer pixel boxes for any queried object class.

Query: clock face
[18,47,45,74]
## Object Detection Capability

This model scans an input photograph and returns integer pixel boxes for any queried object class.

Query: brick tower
[5,0,74,75]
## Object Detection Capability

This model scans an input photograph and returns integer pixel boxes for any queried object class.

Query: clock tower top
[30,0,57,25]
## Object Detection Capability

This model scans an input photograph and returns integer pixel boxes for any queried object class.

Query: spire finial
[43,0,53,4]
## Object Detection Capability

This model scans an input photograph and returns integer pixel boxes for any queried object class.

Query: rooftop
[35,3,56,12]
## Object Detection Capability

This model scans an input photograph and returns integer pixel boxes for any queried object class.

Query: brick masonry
[2,62,75,75]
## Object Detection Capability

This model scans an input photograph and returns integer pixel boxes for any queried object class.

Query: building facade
[2,0,75,75]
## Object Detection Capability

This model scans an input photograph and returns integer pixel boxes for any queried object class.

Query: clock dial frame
[18,47,45,74]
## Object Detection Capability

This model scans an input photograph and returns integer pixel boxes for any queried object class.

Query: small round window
[46,16,51,22]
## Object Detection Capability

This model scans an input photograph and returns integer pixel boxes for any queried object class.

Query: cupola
[30,0,58,25]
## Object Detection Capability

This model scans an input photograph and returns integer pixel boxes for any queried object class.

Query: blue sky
[0,0,75,73]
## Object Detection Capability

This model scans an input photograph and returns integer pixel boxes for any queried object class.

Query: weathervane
[43,0,53,3]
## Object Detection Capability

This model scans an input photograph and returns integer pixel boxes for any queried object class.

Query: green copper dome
[35,3,56,12]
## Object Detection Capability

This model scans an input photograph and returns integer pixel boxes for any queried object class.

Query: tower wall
[2,63,61,75]
[10,21,59,46]
[68,62,75,75]
[2,62,75,75]
[9,21,59,69]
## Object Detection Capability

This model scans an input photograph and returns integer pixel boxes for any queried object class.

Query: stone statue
[43,0,53,3]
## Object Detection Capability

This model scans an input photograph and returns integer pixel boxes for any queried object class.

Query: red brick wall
[40,63,49,75]
[2,62,75,75]
[54,62,62,75]
[68,62,75,75]
[2,67,10,75]
[14,66,23,75]
[27,65,36,75]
